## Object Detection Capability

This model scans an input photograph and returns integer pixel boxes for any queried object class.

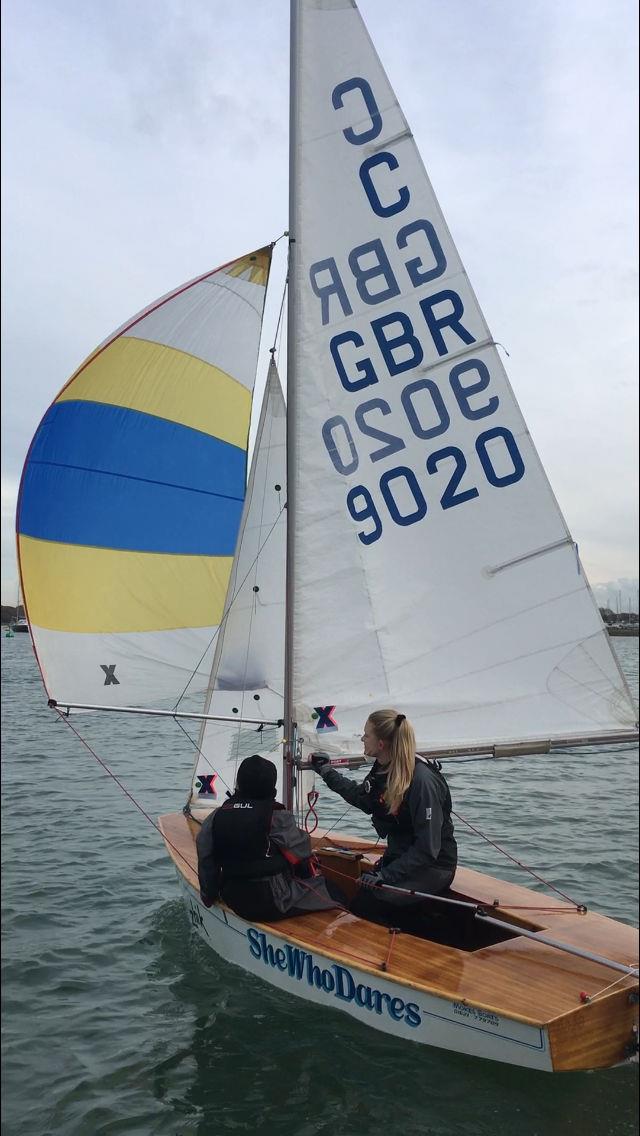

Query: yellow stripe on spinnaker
[20,536,233,633]
[58,338,252,449]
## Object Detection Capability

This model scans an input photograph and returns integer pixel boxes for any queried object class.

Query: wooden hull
[159,813,639,1072]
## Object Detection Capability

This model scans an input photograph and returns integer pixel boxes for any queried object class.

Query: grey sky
[1,0,638,605]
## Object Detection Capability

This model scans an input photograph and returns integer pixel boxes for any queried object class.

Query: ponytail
[367,709,416,814]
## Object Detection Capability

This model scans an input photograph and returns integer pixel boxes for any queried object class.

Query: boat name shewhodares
[247,928,421,1026]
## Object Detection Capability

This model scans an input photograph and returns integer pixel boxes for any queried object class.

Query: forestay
[190,363,287,810]
[288,0,637,754]
[17,248,271,709]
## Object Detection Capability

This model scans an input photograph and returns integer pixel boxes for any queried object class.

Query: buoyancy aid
[210,796,288,879]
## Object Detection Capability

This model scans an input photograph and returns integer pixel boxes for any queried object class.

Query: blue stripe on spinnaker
[18,401,247,554]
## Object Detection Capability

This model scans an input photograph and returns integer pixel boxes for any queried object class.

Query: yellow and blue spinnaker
[17,247,272,708]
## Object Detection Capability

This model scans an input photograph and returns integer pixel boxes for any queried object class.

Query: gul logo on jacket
[247,928,421,1027]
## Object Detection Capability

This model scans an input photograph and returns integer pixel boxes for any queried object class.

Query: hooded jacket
[320,756,457,896]
[196,797,339,921]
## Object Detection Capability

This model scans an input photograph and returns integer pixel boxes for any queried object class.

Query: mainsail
[287,1,637,754]
[189,362,287,808]
[17,248,271,709]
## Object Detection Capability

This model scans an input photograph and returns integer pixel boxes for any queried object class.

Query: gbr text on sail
[308,75,527,546]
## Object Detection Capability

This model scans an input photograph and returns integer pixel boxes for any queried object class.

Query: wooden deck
[158,812,638,1070]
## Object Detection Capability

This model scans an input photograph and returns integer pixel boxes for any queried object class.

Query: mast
[283,0,300,809]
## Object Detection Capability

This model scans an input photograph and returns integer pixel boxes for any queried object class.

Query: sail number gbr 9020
[310,73,527,547]
[321,357,525,546]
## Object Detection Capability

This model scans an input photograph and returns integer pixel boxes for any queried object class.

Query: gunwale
[158,811,638,1033]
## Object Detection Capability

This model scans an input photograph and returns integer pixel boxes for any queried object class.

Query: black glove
[360,871,382,888]
[310,752,331,773]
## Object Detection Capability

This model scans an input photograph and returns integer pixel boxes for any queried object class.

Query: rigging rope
[171,501,286,711]
[49,717,394,969]
[171,715,234,798]
[171,262,289,717]
[48,714,637,983]
[270,267,288,357]
[233,382,279,760]
[451,808,584,908]
[311,772,586,907]
[578,971,639,1004]
[53,708,198,878]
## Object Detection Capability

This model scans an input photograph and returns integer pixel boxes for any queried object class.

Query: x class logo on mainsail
[314,706,338,730]
[196,773,218,797]
[100,664,120,686]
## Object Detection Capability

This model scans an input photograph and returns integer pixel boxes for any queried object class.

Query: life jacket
[210,796,288,879]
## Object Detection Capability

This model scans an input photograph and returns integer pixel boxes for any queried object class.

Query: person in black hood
[311,709,457,933]
[196,754,341,922]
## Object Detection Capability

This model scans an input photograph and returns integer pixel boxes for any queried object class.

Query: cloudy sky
[1,0,638,607]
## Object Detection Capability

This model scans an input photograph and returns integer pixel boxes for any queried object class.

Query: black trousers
[349,888,429,934]
[349,869,459,940]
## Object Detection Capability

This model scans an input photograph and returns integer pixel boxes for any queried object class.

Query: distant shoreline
[3,624,638,636]
[2,609,638,637]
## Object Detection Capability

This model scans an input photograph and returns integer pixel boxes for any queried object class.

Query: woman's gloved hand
[310,752,331,775]
[360,871,382,888]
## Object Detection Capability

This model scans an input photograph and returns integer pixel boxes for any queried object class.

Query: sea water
[1,636,638,1136]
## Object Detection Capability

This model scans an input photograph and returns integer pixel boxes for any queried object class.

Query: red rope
[318,862,583,914]
[304,789,319,834]
[382,928,398,972]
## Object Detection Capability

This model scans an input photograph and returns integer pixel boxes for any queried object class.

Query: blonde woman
[311,710,457,931]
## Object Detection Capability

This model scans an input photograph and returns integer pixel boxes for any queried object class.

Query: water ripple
[2,635,638,1135]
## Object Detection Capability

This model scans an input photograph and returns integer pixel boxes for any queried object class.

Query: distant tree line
[1,605,24,625]
[2,604,638,628]
[599,608,639,625]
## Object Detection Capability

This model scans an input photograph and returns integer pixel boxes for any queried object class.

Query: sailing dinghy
[17,0,638,1071]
